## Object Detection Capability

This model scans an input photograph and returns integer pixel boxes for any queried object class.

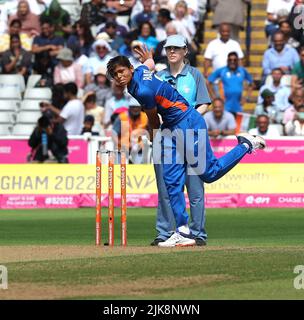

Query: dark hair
[74,20,94,46]
[52,83,66,109]
[219,22,231,31]
[272,67,284,74]
[107,55,132,79]
[138,21,156,37]
[84,114,95,124]
[105,20,117,29]
[213,97,225,105]
[278,19,290,28]
[122,31,137,46]
[64,82,78,96]
[9,18,22,28]
[228,51,238,59]
[40,17,53,27]
[68,43,81,58]
[84,93,96,104]
[10,34,21,48]
[10,34,20,42]
[38,115,51,128]
[158,8,171,20]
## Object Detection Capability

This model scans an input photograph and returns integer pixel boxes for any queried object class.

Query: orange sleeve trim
[155,95,188,112]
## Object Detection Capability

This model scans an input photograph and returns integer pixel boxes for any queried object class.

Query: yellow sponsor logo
[0,164,303,194]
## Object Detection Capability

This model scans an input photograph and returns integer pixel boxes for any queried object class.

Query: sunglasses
[96,46,106,50]
[165,46,184,52]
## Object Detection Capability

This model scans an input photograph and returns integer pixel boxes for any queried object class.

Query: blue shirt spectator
[208,52,253,113]
[32,19,64,67]
[262,31,299,77]
[137,21,159,51]
[131,0,157,29]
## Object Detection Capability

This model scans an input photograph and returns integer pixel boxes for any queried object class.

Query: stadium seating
[0,74,25,92]
[20,100,44,111]
[26,75,42,89]
[0,100,21,112]
[0,124,12,135]
[16,111,41,124]
[24,88,52,100]
[12,124,36,136]
[0,87,22,100]
[0,111,14,124]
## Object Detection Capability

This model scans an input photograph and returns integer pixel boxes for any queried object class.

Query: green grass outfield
[1,207,304,300]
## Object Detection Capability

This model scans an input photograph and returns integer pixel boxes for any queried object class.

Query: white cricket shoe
[237,133,266,153]
[158,232,196,248]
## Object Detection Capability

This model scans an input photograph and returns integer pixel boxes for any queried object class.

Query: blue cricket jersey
[127,65,193,127]
[208,66,253,113]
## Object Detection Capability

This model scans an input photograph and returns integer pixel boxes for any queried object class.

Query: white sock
[177,225,190,235]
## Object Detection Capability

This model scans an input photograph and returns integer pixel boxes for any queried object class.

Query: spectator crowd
[0,0,303,163]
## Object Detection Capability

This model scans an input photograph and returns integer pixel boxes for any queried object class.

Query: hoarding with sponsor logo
[0,163,303,209]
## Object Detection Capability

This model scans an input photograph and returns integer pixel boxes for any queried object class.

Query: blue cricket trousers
[154,164,207,240]
[160,109,248,228]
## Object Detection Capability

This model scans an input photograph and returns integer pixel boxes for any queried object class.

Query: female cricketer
[107,46,266,247]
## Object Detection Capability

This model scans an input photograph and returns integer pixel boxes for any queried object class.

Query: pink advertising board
[210,138,304,163]
[1,193,304,209]
[0,138,303,164]
[0,138,303,209]
[0,139,88,163]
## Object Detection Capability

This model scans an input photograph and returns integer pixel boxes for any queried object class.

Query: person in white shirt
[168,0,199,22]
[203,23,244,77]
[265,0,295,37]
[44,82,85,135]
[258,68,291,112]
[249,114,282,137]
[172,0,196,42]
[84,39,114,85]
[285,105,304,136]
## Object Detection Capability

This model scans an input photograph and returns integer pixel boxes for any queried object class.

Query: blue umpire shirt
[157,64,211,109]
[208,66,253,113]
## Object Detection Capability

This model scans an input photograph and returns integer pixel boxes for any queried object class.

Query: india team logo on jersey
[143,69,152,81]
